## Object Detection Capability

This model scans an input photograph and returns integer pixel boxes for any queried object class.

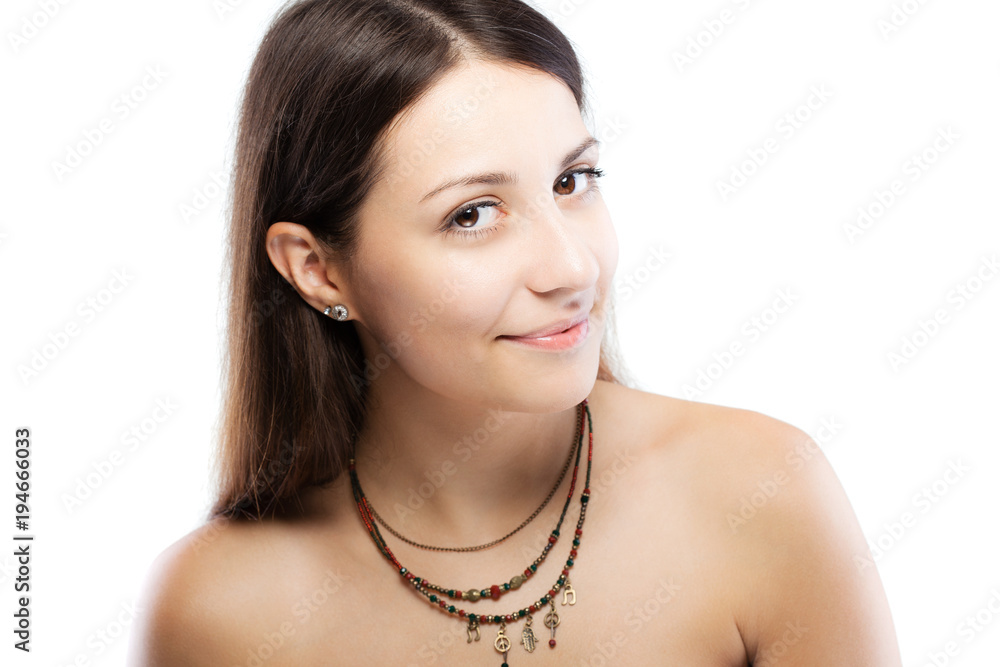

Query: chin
[492,355,600,414]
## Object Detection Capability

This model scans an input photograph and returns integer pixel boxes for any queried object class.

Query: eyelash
[441,166,606,241]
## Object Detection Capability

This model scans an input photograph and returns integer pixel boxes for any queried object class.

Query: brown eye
[444,201,501,237]
[554,173,580,196]
[455,207,479,227]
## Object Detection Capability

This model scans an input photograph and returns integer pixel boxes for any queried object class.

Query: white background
[1,0,998,665]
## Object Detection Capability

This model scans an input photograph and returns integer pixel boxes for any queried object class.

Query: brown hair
[209,0,630,521]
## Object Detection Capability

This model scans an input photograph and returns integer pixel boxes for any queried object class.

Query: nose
[521,194,600,296]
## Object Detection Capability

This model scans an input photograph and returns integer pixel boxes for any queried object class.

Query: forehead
[373,60,586,199]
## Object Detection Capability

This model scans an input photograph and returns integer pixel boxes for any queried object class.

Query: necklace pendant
[562,578,576,606]
[467,616,481,643]
[544,599,560,649]
[521,614,537,652]
[495,621,512,658]
[543,599,561,630]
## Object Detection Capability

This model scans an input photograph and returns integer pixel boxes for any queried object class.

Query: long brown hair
[209,0,630,521]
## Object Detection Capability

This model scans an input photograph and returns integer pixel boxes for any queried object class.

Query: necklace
[350,401,587,605]
[365,404,582,552]
[349,399,594,665]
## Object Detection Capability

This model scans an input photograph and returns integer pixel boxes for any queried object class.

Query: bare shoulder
[595,379,846,510]
[596,381,902,666]
[592,378,810,475]
[127,516,326,666]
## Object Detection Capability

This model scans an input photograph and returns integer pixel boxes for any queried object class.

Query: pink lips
[499,317,590,351]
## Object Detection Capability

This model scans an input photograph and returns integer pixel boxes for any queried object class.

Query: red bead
[490,585,501,600]
[570,549,577,557]
[549,639,556,648]
[575,529,582,536]
[459,610,466,617]
[505,615,513,622]
[524,568,531,577]
[548,589,556,598]
[439,601,447,608]
[529,604,537,612]
[548,536,556,544]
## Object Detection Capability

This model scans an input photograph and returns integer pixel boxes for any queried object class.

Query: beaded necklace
[349,399,594,665]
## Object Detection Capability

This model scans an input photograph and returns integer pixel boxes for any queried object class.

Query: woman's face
[344,59,618,412]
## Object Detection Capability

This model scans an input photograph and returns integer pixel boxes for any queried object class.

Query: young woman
[130,1,903,664]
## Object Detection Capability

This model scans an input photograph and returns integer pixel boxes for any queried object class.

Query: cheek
[408,257,504,345]
[354,245,501,356]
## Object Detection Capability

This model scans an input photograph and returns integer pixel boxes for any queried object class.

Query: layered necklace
[349,399,594,666]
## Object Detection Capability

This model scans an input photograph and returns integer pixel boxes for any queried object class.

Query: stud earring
[323,304,349,321]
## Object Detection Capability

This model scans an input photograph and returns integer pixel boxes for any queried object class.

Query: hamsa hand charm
[521,614,537,652]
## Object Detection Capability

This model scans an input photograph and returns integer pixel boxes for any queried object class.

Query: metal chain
[363,404,583,552]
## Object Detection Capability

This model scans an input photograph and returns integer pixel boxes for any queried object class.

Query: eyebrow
[418,136,601,204]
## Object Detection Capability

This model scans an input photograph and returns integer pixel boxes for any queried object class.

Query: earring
[323,304,349,321]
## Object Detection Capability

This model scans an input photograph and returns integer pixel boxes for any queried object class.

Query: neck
[349,371,593,550]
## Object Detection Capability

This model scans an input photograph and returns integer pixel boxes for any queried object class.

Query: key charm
[521,613,537,652]
[467,615,480,643]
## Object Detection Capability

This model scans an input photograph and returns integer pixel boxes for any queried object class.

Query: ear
[265,221,353,319]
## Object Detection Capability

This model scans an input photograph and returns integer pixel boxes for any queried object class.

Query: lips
[498,317,590,351]
[501,311,590,339]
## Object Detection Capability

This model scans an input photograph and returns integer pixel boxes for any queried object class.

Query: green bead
[518,609,526,617]
[448,605,456,613]
[529,564,537,572]
[567,559,574,566]
[493,615,502,623]
[503,583,510,590]
[573,539,580,546]
[429,594,437,602]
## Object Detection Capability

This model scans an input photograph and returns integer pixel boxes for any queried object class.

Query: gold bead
[467,589,481,602]
[509,575,525,590]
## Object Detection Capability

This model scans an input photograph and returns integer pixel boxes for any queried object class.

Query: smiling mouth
[500,312,590,340]
[497,317,590,350]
